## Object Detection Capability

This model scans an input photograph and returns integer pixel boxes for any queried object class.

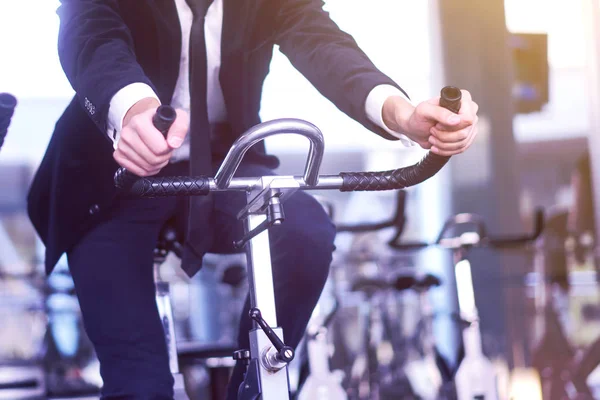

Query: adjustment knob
[233,349,251,361]
[278,345,295,363]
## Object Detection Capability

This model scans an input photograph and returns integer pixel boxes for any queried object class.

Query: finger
[430,147,459,157]
[113,150,151,177]
[166,109,190,149]
[430,117,477,143]
[426,96,441,106]
[113,150,168,177]
[121,129,172,168]
[118,139,165,173]
[431,124,479,156]
[459,89,472,103]
[456,95,476,125]
[460,100,479,121]
[429,135,468,152]
[417,101,462,129]
[435,108,478,132]
[143,159,170,176]
[463,123,479,149]
[430,144,467,157]
[131,112,171,155]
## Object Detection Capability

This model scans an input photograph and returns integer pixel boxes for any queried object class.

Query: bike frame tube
[244,213,278,327]
[241,189,292,399]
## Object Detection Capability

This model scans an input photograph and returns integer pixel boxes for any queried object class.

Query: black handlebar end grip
[0,93,17,113]
[0,93,17,149]
[128,176,211,197]
[439,86,462,114]
[0,93,17,126]
[152,105,177,138]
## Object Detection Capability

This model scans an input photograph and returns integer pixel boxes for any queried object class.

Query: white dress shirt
[107,0,414,161]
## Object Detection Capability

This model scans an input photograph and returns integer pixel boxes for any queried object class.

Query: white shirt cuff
[365,84,416,147]
[106,82,161,149]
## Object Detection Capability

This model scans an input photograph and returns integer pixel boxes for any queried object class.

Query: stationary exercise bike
[526,212,600,399]
[114,86,463,399]
[328,190,446,400]
[390,210,544,400]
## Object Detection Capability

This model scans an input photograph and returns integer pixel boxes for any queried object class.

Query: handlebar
[214,119,324,188]
[0,93,17,151]
[389,208,545,250]
[114,86,461,196]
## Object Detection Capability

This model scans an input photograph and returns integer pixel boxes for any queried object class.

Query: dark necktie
[181,0,216,274]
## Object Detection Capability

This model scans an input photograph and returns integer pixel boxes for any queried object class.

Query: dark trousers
[66,161,336,399]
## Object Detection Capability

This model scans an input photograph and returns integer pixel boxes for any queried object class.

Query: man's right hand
[113,97,189,176]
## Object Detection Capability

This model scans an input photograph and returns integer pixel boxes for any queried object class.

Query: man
[27,0,480,398]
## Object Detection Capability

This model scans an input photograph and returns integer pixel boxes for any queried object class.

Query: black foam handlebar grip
[340,153,450,191]
[0,93,17,150]
[127,176,211,197]
[152,105,177,138]
[339,86,461,192]
[0,93,17,121]
[439,86,462,114]
[114,105,177,190]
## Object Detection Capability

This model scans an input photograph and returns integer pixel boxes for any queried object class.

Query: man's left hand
[382,89,479,156]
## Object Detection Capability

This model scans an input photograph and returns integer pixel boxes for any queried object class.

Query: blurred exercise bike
[333,190,445,400]
[293,196,347,400]
[293,190,449,400]
[527,211,600,399]
[0,93,99,399]
[391,209,544,400]
[296,284,346,400]
[0,93,47,400]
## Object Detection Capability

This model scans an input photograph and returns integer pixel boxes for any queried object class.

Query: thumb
[424,97,462,126]
[443,111,461,126]
[166,109,189,149]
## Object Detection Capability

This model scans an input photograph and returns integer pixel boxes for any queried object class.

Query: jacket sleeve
[273,0,409,140]
[56,0,156,134]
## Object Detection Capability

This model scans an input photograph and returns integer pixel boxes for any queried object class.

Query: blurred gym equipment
[525,212,600,399]
[391,209,544,399]
[0,93,47,399]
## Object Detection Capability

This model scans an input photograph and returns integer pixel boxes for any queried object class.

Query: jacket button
[89,204,100,215]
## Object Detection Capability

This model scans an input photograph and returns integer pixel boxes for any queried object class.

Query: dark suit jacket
[27,0,407,275]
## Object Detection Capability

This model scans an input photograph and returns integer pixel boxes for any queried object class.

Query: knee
[293,217,336,271]
[270,195,336,287]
